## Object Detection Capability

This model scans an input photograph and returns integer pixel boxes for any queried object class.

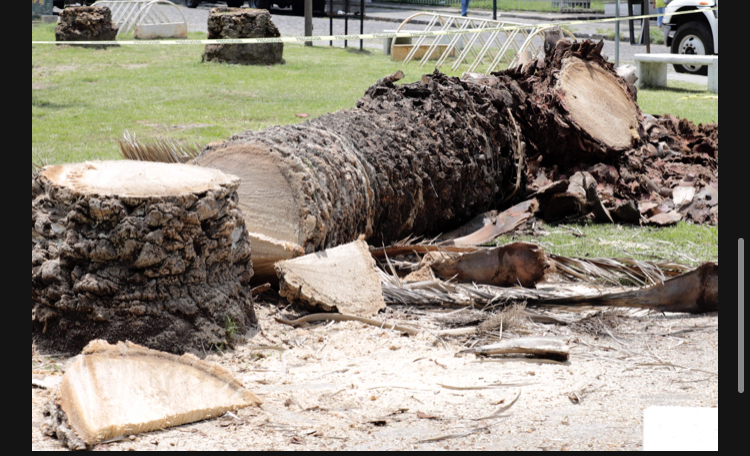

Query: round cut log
[557,57,641,150]
[31,161,256,355]
[501,40,646,165]
[202,7,283,65]
[55,6,119,44]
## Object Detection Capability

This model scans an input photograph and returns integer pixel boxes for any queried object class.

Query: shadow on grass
[345,48,372,55]
[32,97,85,110]
[642,85,708,95]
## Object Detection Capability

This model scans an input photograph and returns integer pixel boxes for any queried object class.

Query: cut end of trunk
[40,160,239,198]
[194,144,306,281]
[558,57,641,151]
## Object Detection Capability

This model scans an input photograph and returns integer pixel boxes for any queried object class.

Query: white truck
[662,0,719,75]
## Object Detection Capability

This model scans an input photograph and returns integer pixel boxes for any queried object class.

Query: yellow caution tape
[679,95,718,100]
[31,8,717,46]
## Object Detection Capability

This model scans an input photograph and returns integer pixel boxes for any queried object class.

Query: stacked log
[55,6,118,45]
[31,161,256,355]
[202,7,283,65]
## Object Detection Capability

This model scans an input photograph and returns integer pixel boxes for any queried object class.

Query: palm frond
[32,158,47,178]
[379,269,575,308]
[117,130,203,164]
[550,255,691,287]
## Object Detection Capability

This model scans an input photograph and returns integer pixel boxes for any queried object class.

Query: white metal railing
[393,12,576,73]
[91,0,186,36]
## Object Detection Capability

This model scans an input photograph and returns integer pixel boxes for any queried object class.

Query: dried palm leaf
[550,255,691,287]
[117,130,203,164]
[379,269,574,307]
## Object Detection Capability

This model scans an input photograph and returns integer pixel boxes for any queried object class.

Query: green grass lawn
[494,221,718,267]
[31,23,718,265]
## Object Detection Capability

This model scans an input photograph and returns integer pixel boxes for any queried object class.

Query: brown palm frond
[117,130,203,164]
[373,237,693,289]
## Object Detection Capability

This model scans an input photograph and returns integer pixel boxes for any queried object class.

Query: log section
[31,161,257,355]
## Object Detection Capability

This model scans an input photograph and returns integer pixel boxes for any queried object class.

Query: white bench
[383,30,412,55]
[634,53,718,94]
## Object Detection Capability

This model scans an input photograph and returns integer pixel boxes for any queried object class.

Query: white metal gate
[393,12,576,73]
[91,0,187,38]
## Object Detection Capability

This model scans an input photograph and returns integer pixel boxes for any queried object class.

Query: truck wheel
[226,0,244,7]
[671,21,714,76]
[185,0,202,8]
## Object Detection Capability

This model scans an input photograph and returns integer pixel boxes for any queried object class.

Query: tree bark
[31,161,257,355]
[194,71,524,279]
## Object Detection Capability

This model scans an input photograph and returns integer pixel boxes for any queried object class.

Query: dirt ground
[31,301,718,451]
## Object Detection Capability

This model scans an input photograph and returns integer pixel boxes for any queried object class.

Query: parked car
[662,0,719,75]
[53,1,96,7]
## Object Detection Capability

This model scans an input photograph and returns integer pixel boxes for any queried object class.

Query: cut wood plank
[470,338,570,361]
[42,341,261,450]
[275,239,386,317]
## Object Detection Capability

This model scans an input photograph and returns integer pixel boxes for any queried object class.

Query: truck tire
[185,0,202,8]
[226,0,245,6]
[671,21,714,76]
[248,0,271,9]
